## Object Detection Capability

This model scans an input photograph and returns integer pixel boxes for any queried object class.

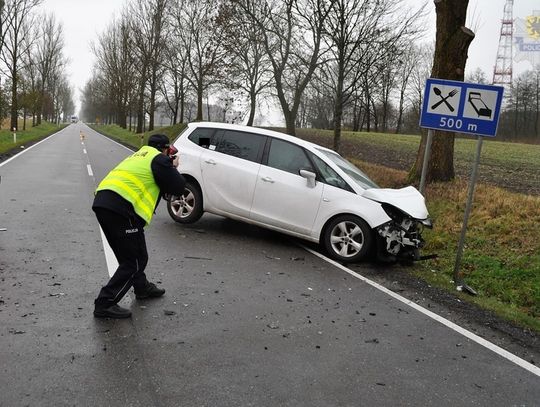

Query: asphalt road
[0,123,538,407]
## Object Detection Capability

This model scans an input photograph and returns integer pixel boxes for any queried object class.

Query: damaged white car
[167,122,432,263]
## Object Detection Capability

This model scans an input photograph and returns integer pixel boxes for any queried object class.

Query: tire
[322,215,373,263]
[167,181,203,224]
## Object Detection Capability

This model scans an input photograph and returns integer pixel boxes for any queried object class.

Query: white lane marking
[302,245,540,378]
[87,164,94,176]
[83,149,87,154]
[0,126,67,168]
[99,227,118,277]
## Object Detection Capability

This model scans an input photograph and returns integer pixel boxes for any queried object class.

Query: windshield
[316,148,378,189]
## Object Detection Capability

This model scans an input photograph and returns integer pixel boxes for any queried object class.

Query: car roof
[187,121,328,153]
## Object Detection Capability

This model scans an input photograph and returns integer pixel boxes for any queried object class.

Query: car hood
[362,186,429,220]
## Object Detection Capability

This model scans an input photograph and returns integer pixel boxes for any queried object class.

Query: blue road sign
[419,78,504,137]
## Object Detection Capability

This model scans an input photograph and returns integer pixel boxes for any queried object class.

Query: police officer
[92,134,186,319]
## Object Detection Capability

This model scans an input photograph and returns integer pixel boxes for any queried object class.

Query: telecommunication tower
[492,0,514,86]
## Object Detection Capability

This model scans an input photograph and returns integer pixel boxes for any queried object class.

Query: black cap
[148,134,170,150]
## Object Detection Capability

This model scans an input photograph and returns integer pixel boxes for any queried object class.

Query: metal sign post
[419,78,504,293]
[452,135,483,294]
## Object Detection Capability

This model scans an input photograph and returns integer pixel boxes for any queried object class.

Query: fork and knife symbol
[431,87,458,112]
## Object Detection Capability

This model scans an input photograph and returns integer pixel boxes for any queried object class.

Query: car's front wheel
[167,181,203,224]
[322,215,373,263]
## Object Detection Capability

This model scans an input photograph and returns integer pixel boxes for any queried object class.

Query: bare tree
[218,1,272,126]
[409,0,475,183]
[129,0,169,132]
[233,0,334,136]
[1,0,41,130]
[173,0,227,122]
[34,13,65,125]
[395,44,423,134]
[92,12,137,128]
[320,0,425,151]
[466,67,488,84]
[159,37,191,125]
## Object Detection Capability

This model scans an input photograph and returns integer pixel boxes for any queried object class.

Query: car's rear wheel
[167,181,203,224]
[322,215,373,263]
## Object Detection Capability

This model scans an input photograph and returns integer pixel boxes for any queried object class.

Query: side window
[215,130,265,163]
[187,128,217,148]
[266,139,313,175]
[309,152,353,192]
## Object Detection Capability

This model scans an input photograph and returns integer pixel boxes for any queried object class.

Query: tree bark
[409,0,475,183]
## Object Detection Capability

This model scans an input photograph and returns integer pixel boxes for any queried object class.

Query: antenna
[492,0,514,86]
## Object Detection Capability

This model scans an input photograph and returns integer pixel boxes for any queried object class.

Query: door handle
[204,159,216,165]
[261,176,274,183]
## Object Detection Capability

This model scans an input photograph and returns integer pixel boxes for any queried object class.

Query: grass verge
[358,161,540,333]
[89,123,187,149]
[0,122,66,154]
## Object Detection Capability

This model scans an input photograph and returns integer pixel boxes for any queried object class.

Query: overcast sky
[39,0,540,114]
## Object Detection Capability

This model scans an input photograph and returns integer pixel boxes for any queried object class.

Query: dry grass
[357,162,540,329]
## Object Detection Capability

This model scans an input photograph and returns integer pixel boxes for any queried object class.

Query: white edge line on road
[0,126,67,168]
[99,227,119,277]
[301,245,540,378]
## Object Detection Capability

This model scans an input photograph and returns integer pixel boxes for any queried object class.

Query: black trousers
[94,208,149,307]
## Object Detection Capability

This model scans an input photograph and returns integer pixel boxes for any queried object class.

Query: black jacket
[92,152,186,221]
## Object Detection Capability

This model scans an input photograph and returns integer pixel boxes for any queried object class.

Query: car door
[250,138,323,235]
[200,129,266,218]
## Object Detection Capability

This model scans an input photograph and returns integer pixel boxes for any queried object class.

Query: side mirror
[299,169,317,188]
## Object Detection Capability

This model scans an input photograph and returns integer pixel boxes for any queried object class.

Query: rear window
[187,128,217,148]
[215,130,266,163]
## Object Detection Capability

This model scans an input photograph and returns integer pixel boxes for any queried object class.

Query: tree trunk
[148,73,157,131]
[409,0,475,184]
[333,58,345,152]
[179,90,185,124]
[283,110,295,137]
[10,67,18,131]
[196,79,203,121]
[246,89,256,126]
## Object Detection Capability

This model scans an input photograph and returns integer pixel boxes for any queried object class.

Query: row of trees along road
[86,0,527,183]
[83,1,426,155]
[0,0,75,131]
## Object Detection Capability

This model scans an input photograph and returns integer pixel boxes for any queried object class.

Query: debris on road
[185,256,213,260]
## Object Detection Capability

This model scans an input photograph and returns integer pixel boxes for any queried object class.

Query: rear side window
[266,138,313,175]
[215,130,265,163]
[187,128,217,148]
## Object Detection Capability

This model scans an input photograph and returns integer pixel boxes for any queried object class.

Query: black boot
[135,282,165,300]
[94,304,132,319]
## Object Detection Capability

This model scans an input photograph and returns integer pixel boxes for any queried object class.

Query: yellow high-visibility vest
[96,146,161,225]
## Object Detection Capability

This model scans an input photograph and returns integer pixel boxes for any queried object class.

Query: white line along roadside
[302,245,540,378]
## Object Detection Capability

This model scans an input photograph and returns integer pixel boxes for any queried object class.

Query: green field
[0,122,65,154]
[73,123,540,333]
